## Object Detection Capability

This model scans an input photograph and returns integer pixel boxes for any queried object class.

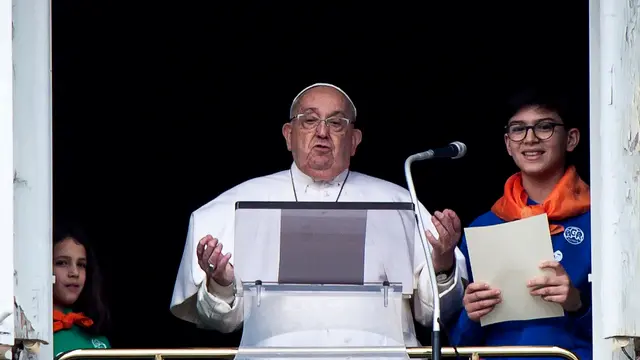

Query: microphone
[409,141,467,162]
[403,141,467,360]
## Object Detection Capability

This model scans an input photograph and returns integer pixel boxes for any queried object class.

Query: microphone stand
[404,151,442,360]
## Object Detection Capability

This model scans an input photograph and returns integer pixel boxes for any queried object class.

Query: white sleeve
[170,192,242,328]
[411,201,468,327]
[195,276,244,333]
[413,248,466,327]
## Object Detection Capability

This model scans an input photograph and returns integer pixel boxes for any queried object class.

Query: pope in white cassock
[170,83,468,348]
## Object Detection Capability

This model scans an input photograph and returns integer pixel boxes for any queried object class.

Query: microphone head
[450,141,467,159]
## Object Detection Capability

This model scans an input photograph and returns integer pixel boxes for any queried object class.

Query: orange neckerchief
[491,166,591,235]
[53,309,93,333]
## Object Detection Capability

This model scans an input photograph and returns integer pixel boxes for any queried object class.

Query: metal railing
[57,346,579,360]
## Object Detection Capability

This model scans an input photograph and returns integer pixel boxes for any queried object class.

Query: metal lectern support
[254,280,262,307]
[383,280,389,307]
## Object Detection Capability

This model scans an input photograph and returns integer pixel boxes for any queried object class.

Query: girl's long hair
[53,223,110,335]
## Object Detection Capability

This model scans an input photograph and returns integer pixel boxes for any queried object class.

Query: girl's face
[53,238,87,308]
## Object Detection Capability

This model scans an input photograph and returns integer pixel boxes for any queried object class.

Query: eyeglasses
[291,113,352,133]
[505,120,565,142]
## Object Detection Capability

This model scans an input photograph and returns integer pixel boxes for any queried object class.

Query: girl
[53,224,111,356]
[449,88,592,360]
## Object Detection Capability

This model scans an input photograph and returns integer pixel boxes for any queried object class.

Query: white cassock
[170,162,468,349]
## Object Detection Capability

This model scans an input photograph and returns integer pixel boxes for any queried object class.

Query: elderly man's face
[282,86,362,181]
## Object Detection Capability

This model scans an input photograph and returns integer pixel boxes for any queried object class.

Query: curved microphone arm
[404,142,467,360]
[404,154,441,333]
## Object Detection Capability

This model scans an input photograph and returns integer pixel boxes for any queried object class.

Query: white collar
[290,162,349,187]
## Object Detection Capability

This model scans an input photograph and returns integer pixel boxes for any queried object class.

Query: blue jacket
[449,208,592,360]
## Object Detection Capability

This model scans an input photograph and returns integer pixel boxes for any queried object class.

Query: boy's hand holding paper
[463,214,565,326]
[527,260,582,312]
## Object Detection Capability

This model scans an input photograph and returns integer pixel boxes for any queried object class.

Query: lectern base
[236,283,410,360]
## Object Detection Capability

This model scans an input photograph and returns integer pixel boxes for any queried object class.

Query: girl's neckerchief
[53,309,93,333]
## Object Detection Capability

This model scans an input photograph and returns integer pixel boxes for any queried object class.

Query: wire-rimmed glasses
[290,113,352,133]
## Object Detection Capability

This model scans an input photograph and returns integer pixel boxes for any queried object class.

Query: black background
[52,1,590,348]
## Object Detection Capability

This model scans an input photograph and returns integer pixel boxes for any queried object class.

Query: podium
[233,202,417,360]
